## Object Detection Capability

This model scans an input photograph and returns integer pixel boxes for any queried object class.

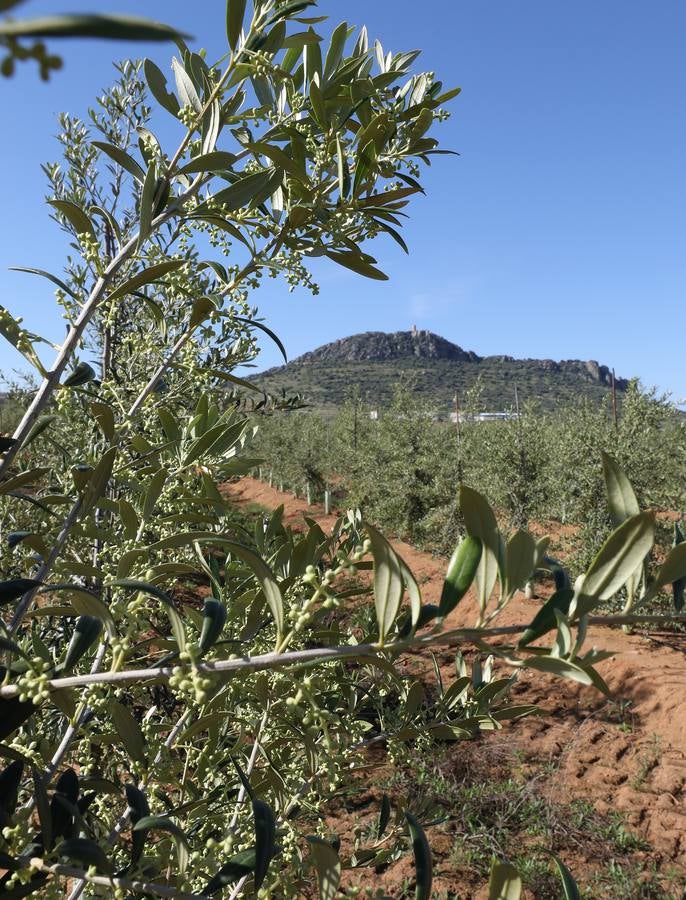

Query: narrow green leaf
[488,859,521,899]
[367,523,403,643]
[0,636,28,661]
[265,1,317,27]
[58,838,111,875]
[336,134,350,200]
[230,315,287,363]
[23,416,56,448]
[579,511,654,603]
[398,552,421,627]
[199,599,227,653]
[189,296,217,331]
[226,0,248,51]
[177,151,237,176]
[0,15,185,41]
[307,837,340,900]
[202,99,222,155]
[92,141,145,185]
[325,249,388,280]
[374,219,409,253]
[352,140,375,198]
[158,408,181,443]
[80,447,117,516]
[303,29,322,85]
[601,451,640,527]
[142,468,168,521]
[47,199,95,241]
[522,656,594,687]
[505,530,537,598]
[107,260,185,302]
[224,543,284,638]
[377,794,391,839]
[253,799,276,890]
[0,469,49,494]
[460,485,499,553]
[90,402,115,442]
[110,701,146,765]
[247,142,307,182]
[195,168,282,215]
[9,266,80,301]
[654,538,686,590]
[62,362,95,388]
[65,589,116,638]
[62,616,102,672]
[549,854,581,900]
[405,811,432,900]
[324,20,349,80]
[137,160,158,249]
[109,580,186,651]
[33,768,51,853]
[309,77,327,128]
[133,816,189,874]
[518,588,574,648]
[0,760,23,816]
[124,784,150,867]
[204,849,256,893]
[358,186,420,208]
[172,58,202,113]
[0,579,42,605]
[144,59,180,116]
[439,535,482,617]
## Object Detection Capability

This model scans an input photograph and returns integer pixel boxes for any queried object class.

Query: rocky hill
[253,329,629,413]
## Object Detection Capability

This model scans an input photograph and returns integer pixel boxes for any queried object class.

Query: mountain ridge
[254,330,629,412]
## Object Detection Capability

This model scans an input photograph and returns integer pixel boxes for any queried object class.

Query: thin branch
[40,637,109,785]
[4,612,685,700]
[127,330,192,418]
[32,860,209,900]
[0,34,259,480]
[230,709,269,830]
[10,497,82,633]
[127,230,281,419]
[65,708,193,900]
[0,625,551,699]
[0,205,174,478]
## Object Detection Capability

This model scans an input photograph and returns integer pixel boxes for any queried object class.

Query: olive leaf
[307,837,340,900]
[366,523,404,643]
[405,811,432,900]
[58,837,111,875]
[253,798,276,891]
[488,859,521,899]
[439,535,482,617]
[133,816,189,874]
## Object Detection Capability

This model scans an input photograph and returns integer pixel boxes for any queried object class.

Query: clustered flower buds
[169,644,213,705]
[15,658,51,706]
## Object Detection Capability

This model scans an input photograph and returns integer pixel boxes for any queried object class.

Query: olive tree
[0,4,682,899]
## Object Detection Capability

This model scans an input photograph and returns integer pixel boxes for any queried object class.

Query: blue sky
[2,1,686,402]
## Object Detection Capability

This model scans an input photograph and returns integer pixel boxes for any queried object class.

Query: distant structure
[450,411,516,424]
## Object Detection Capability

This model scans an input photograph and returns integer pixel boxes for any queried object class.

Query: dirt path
[225,478,686,892]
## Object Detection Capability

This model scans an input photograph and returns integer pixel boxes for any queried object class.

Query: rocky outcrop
[286,331,627,388]
[293,330,480,365]
[255,330,630,411]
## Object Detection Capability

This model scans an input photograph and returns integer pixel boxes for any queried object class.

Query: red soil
[224,478,686,897]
